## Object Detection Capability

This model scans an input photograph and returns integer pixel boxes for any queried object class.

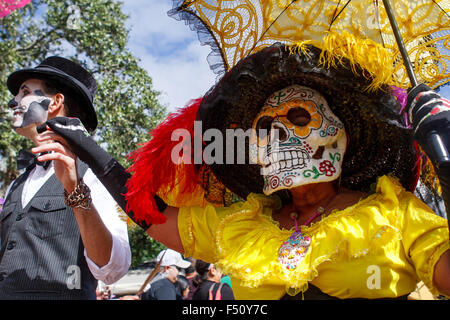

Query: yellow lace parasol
[170,0,449,90]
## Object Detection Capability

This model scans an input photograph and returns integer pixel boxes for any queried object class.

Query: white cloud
[122,0,217,111]
[123,0,192,43]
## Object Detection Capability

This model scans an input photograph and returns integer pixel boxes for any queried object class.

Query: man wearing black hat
[0,57,131,299]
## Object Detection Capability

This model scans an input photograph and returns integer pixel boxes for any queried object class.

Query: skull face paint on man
[250,85,347,195]
[8,79,52,130]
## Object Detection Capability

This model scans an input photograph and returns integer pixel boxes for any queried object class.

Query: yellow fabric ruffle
[178,175,449,300]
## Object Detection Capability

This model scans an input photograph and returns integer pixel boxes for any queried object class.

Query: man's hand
[38,117,113,175]
[32,130,79,193]
[35,117,157,230]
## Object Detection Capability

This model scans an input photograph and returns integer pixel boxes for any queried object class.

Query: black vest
[0,161,97,299]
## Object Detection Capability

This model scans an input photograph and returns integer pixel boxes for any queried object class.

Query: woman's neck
[289,181,337,215]
[272,181,338,229]
[272,181,369,229]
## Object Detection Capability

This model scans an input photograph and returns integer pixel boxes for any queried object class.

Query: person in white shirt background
[0,57,131,299]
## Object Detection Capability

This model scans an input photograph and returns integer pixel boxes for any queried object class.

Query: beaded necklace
[277,192,338,271]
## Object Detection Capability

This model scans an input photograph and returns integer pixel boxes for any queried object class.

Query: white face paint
[9,79,52,130]
[250,85,347,195]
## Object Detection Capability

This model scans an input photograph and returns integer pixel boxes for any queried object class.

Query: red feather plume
[125,98,202,225]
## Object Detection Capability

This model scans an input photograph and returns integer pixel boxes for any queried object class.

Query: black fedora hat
[7,56,98,132]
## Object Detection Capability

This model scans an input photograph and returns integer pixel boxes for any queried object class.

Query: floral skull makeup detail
[9,81,52,129]
[250,85,347,195]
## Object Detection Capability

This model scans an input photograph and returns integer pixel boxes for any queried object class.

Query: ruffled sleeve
[178,203,222,263]
[178,194,281,263]
[391,178,450,296]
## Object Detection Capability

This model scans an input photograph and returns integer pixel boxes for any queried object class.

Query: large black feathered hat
[7,56,98,132]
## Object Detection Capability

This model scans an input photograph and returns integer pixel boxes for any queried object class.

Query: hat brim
[174,260,192,269]
[197,43,418,200]
[7,67,97,132]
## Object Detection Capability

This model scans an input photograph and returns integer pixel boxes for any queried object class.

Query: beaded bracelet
[64,178,92,210]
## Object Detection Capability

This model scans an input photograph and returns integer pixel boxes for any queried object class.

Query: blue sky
[122,0,216,112]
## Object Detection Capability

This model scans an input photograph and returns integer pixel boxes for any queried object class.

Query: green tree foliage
[0,0,167,262]
[128,225,166,268]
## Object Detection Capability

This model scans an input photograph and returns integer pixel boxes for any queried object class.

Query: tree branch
[17,28,57,52]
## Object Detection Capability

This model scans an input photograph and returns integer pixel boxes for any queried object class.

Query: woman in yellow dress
[35,37,450,300]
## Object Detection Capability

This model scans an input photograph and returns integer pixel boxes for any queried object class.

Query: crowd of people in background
[96,249,235,300]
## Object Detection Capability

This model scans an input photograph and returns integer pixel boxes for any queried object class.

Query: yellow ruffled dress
[178,175,449,300]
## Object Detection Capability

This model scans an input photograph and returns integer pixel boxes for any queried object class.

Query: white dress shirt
[4,162,131,285]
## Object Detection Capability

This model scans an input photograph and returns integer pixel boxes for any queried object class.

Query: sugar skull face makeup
[9,79,52,130]
[250,85,347,195]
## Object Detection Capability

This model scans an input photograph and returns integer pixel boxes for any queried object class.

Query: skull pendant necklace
[277,192,338,271]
